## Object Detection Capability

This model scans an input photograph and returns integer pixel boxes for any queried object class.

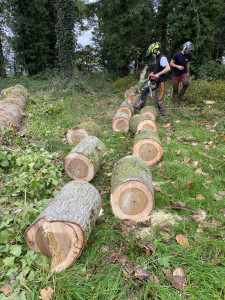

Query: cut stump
[140,106,157,122]
[112,111,130,132]
[66,121,100,145]
[116,101,134,118]
[25,180,101,273]
[110,155,154,222]
[133,130,163,166]
[130,115,158,134]
[64,136,106,181]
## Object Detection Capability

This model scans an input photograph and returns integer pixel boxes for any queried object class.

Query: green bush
[112,75,137,91]
[197,60,225,80]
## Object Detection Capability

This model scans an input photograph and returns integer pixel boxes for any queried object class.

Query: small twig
[20,282,32,293]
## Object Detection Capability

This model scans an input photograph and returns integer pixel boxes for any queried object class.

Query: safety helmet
[183,41,194,51]
[145,42,160,57]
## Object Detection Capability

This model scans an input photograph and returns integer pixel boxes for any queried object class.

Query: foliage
[75,44,102,72]
[112,74,137,91]
[8,0,57,76]
[95,0,155,78]
[0,0,7,78]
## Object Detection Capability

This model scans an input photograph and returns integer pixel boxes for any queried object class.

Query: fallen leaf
[196,195,205,200]
[166,275,185,290]
[163,268,172,276]
[175,234,189,248]
[173,267,185,278]
[195,168,208,176]
[203,100,215,104]
[191,142,198,146]
[169,201,186,210]
[154,186,162,192]
[192,161,199,167]
[134,266,151,280]
[187,179,193,189]
[196,225,204,233]
[190,209,207,222]
[164,123,171,128]
[213,190,225,201]
[0,284,11,296]
[176,150,181,156]
[39,287,54,300]
[184,157,190,163]
[166,140,171,144]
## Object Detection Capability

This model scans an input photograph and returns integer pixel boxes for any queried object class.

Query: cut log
[25,180,102,273]
[64,136,106,181]
[112,111,130,132]
[116,101,134,118]
[1,86,14,96]
[133,130,163,166]
[140,105,157,122]
[66,121,101,145]
[0,85,27,132]
[130,115,158,134]
[110,155,154,222]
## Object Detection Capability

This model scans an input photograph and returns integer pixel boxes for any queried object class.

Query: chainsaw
[148,72,159,98]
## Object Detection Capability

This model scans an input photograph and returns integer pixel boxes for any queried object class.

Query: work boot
[157,101,170,116]
[173,94,179,106]
[179,94,186,101]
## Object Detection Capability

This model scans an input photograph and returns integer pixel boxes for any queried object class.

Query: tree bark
[64,136,106,182]
[133,130,163,166]
[25,180,102,273]
[66,121,101,145]
[110,155,154,222]
[129,115,158,134]
[140,105,157,122]
[112,111,130,132]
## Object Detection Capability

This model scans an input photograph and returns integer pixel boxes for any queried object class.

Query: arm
[170,59,184,71]
[155,64,171,78]
[186,61,190,77]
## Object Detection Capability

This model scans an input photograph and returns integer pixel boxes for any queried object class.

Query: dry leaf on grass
[213,190,225,201]
[134,266,151,280]
[203,100,215,104]
[196,195,205,200]
[39,287,54,300]
[192,161,199,167]
[175,234,189,248]
[195,168,208,176]
[187,179,193,189]
[196,225,204,233]
[164,267,185,290]
[184,157,190,163]
[0,284,11,296]
[169,201,186,210]
[164,123,171,128]
[190,209,207,222]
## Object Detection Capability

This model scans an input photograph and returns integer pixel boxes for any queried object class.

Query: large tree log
[66,121,101,145]
[64,136,106,181]
[133,130,163,166]
[140,105,157,122]
[130,115,158,134]
[116,101,134,118]
[112,111,130,132]
[25,180,102,273]
[110,155,154,222]
[0,85,27,131]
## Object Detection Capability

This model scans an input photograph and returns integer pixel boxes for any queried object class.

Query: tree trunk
[64,136,106,182]
[25,180,102,273]
[116,101,134,118]
[0,35,6,78]
[140,105,157,122]
[0,85,27,131]
[110,155,154,222]
[130,115,158,134]
[112,111,130,132]
[133,130,163,166]
[66,121,101,145]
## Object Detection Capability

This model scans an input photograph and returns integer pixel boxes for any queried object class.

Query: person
[170,41,194,106]
[133,42,171,116]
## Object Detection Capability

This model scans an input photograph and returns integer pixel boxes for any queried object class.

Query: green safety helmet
[183,41,194,51]
[145,42,160,57]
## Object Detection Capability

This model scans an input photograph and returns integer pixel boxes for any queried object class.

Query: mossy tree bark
[140,105,157,122]
[25,180,102,273]
[64,136,106,182]
[130,115,158,134]
[110,155,154,222]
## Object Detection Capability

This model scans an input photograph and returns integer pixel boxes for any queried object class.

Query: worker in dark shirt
[133,42,171,116]
[170,41,194,106]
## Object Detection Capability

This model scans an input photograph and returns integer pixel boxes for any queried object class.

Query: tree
[8,0,57,76]
[95,0,155,78]
[0,0,7,78]
[55,0,75,77]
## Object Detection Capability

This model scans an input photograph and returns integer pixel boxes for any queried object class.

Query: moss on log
[25,180,102,272]
[110,155,154,221]
[140,106,157,121]
[130,115,158,134]
[133,130,163,166]
[64,136,106,181]
[66,121,101,145]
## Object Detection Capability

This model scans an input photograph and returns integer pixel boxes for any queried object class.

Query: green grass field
[0,72,224,300]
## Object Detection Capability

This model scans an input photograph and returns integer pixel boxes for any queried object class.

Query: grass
[0,72,225,300]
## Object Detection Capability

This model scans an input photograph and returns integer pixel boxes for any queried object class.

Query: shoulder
[160,55,169,67]
[172,52,180,59]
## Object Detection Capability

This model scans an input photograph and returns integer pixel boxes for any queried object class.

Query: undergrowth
[0,71,224,300]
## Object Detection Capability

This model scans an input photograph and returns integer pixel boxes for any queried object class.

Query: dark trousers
[172,73,189,97]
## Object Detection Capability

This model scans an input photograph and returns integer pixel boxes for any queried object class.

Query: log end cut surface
[25,218,84,273]
[66,128,89,145]
[110,180,154,221]
[133,139,163,166]
[141,111,156,122]
[137,120,158,133]
[117,107,132,118]
[64,152,95,181]
[112,117,129,132]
